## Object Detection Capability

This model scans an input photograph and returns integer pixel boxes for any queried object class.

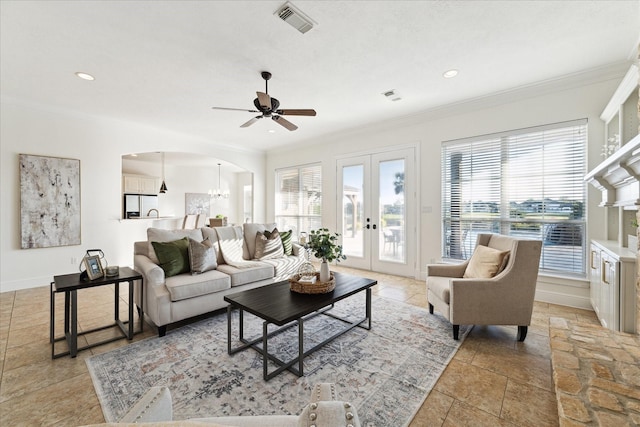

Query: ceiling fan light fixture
[274,2,316,34]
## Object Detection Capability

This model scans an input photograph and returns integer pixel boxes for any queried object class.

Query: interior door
[337,148,416,276]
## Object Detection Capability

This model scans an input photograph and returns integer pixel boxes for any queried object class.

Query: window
[275,163,322,238]
[441,119,587,277]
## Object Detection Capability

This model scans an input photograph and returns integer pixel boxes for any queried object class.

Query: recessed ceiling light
[75,72,95,81]
[268,129,276,133]
[443,69,458,79]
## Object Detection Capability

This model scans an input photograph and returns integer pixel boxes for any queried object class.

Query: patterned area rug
[86,295,468,426]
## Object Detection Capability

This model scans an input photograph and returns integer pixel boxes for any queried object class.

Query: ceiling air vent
[275,2,316,34]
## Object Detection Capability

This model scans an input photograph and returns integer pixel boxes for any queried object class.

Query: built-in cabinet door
[600,251,620,330]
[123,175,158,195]
[589,244,602,321]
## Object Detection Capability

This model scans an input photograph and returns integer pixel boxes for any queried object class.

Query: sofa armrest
[119,386,172,423]
[134,254,166,287]
[292,243,305,258]
[427,262,467,278]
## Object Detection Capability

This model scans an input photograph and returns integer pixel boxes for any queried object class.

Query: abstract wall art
[20,154,81,249]
[185,193,210,215]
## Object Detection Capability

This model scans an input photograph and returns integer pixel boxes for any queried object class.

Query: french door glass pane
[342,165,364,257]
[379,159,405,262]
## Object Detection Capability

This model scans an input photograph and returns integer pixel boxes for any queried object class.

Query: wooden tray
[289,272,335,294]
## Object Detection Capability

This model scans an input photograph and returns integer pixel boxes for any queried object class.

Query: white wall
[266,75,623,309]
[0,101,266,292]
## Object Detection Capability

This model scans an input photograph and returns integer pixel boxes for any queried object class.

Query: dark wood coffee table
[224,272,377,380]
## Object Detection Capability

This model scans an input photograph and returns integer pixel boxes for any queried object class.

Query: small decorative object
[308,228,347,282]
[290,272,335,294]
[105,265,119,277]
[297,262,316,279]
[83,255,104,280]
[299,231,307,246]
[601,134,620,158]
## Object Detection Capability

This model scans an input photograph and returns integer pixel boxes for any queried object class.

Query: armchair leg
[517,326,528,342]
[452,325,460,340]
[428,303,434,314]
[158,325,167,337]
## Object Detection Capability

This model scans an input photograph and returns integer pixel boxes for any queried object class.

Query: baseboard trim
[535,289,593,310]
[1,275,51,293]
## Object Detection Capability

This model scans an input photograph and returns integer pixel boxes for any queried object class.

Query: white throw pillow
[463,245,510,279]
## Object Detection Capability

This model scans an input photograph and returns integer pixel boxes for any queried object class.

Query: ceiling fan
[211,71,316,131]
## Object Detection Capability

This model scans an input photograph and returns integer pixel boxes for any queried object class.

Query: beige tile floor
[0,265,599,426]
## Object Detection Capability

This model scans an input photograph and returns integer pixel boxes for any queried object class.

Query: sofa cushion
[261,256,304,281]
[255,229,285,260]
[147,228,204,264]
[165,269,231,301]
[243,223,277,259]
[216,263,274,287]
[427,276,451,304]
[463,245,510,279]
[152,238,190,277]
[187,237,217,274]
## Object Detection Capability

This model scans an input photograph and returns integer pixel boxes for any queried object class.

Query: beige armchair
[427,233,542,341]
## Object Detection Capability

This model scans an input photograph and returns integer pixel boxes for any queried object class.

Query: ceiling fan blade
[257,92,271,109]
[272,115,298,131]
[212,107,260,113]
[240,116,262,128]
[277,109,317,116]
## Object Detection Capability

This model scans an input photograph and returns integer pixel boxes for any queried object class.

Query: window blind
[441,119,587,276]
[275,163,322,238]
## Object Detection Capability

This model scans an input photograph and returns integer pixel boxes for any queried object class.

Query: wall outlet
[71,257,77,265]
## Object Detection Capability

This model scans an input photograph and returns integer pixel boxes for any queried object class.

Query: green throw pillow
[280,229,293,255]
[151,237,190,277]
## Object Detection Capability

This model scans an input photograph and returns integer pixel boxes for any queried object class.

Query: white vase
[319,260,330,282]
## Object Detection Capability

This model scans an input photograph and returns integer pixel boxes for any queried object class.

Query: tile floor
[0,265,599,426]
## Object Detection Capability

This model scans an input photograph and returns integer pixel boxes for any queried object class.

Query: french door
[337,148,416,276]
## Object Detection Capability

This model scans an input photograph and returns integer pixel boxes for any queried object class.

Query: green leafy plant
[308,228,347,263]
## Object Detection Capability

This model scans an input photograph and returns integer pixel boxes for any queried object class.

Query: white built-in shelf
[585,64,639,209]
[585,134,640,208]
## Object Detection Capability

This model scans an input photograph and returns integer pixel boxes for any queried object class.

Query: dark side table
[50,267,143,358]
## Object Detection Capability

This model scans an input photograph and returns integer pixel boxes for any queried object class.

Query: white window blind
[275,163,322,238]
[441,119,587,276]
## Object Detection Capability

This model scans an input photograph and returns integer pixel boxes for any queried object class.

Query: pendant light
[209,163,229,199]
[159,152,168,193]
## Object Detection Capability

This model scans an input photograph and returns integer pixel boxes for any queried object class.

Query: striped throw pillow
[255,229,284,260]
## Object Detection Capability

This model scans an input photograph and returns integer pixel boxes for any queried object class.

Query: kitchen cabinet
[589,240,636,333]
[123,174,158,195]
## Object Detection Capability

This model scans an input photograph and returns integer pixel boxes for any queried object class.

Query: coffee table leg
[262,321,268,381]
[298,318,304,376]
[365,288,372,330]
[227,305,232,354]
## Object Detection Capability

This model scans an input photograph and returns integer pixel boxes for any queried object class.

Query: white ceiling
[2,1,639,152]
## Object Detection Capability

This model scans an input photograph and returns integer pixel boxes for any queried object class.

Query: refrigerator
[124,194,159,218]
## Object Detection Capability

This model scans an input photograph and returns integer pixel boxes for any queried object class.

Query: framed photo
[83,255,104,280]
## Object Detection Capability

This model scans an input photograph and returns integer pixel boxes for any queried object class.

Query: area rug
[86,295,469,426]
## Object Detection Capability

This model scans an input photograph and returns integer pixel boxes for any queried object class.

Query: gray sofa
[134,223,306,336]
